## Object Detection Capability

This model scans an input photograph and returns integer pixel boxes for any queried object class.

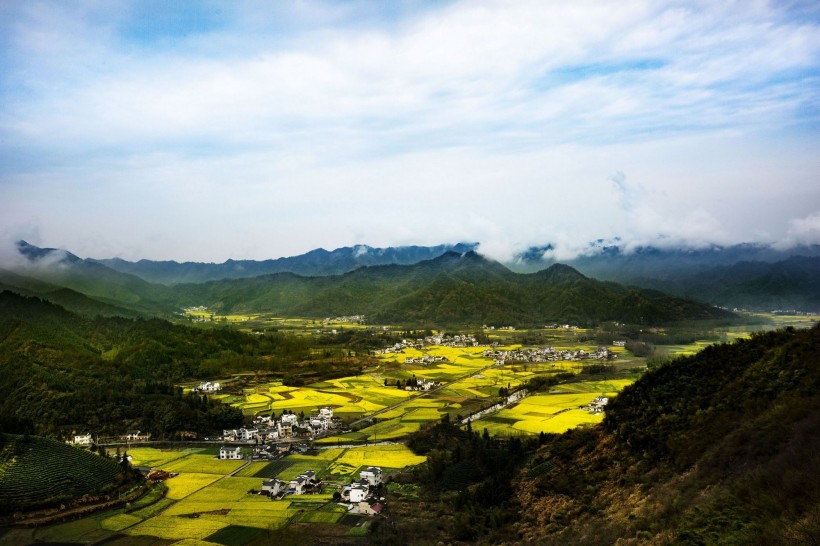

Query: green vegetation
[0,292,354,438]
[0,433,139,513]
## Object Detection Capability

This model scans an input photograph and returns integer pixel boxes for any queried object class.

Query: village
[482,345,616,365]
[253,465,386,516]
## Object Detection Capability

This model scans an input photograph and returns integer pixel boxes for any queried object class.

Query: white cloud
[0,1,819,261]
[780,212,820,248]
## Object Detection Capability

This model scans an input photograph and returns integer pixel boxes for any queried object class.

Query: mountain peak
[16,240,81,264]
[537,262,586,280]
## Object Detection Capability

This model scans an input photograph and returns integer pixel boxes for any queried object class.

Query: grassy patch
[205,525,263,546]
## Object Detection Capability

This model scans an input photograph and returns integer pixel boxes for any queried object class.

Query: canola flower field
[32,443,425,544]
[212,336,641,444]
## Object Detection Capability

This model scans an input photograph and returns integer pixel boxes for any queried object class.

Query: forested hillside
[514,325,820,544]
[0,292,299,438]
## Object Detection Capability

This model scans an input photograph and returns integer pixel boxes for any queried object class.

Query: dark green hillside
[0,434,136,513]
[510,325,820,544]
[0,292,289,438]
[0,269,139,318]
[174,252,732,326]
[633,256,820,311]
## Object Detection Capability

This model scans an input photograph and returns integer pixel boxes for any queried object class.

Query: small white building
[237,428,258,442]
[289,476,307,495]
[262,478,285,496]
[280,413,299,426]
[219,446,243,460]
[349,483,368,503]
[360,467,382,487]
[72,433,92,445]
[319,407,333,420]
[196,381,222,392]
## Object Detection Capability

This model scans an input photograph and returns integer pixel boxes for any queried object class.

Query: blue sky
[1,0,819,262]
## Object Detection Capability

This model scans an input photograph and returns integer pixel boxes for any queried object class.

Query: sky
[1,0,819,263]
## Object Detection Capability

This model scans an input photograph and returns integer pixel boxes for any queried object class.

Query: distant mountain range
[3,241,732,325]
[5,239,820,318]
[512,241,820,312]
[90,242,479,284]
[512,239,820,279]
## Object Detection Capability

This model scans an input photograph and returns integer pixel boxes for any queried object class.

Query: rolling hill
[6,242,735,326]
[172,251,733,326]
[627,255,820,312]
[513,241,820,311]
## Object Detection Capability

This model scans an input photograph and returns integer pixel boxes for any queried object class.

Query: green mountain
[0,268,140,318]
[510,325,820,544]
[629,255,820,312]
[174,251,733,326]
[0,292,260,438]
[0,433,137,514]
[11,241,175,315]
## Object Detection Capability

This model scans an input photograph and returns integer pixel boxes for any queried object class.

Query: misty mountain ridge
[89,242,480,284]
[511,238,820,279]
[8,239,820,315]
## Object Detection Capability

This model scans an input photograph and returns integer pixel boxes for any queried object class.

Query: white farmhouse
[280,413,299,426]
[219,446,243,460]
[262,478,286,496]
[360,467,382,487]
[72,433,92,445]
[349,483,368,503]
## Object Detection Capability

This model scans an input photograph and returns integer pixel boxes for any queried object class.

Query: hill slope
[629,255,820,311]
[0,434,134,513]
[512,325,820,544]
[0,268,140,318]
[0,292,255,438]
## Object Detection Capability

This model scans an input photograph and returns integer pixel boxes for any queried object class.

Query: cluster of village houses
[191,381,222,393]
[258,466,385,516]
[583,396,610,414]
[219,407,340,449]
[393,377,442,391]
[323,315,366,325]
[482,346,616,366]
[375,333,480,356]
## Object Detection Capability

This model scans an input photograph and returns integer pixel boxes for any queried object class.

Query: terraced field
[0,434,129,512]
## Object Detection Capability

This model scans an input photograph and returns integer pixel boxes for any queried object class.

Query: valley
[1,241,818,545]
